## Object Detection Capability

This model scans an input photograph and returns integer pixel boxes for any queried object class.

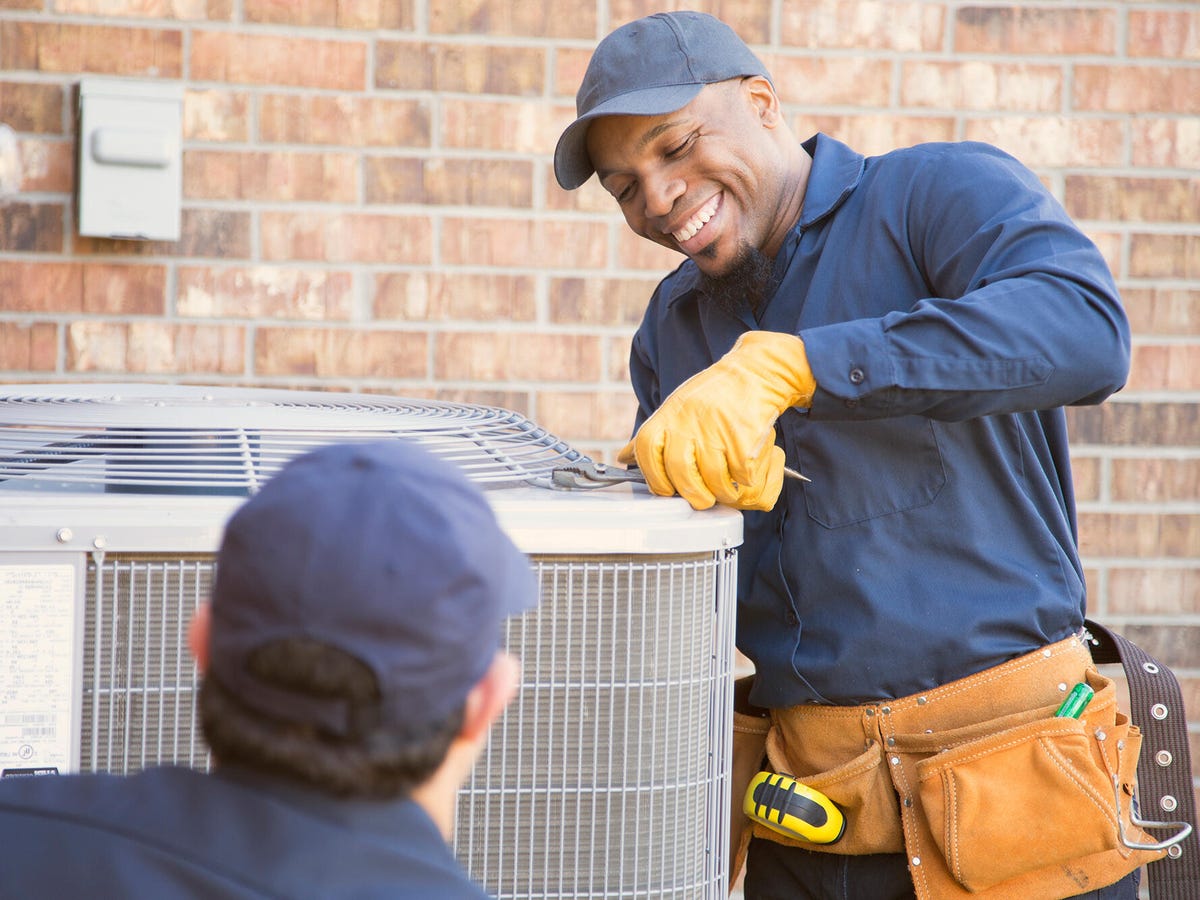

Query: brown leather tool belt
[751,632,1166,899]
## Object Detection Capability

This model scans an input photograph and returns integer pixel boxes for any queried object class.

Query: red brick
[259,95,430,147]
[0,322,57,371]
[0,82,64,134]
[76,209,252,259]
[1112,458,1200,504]
[1079,512,1200,559]
[184,149,358,203]
[0,202,63,252]
[1129,234,1200,280]
[955,7,1116,55]
[67,321,245,374]
[1131,119,1200,169]
[901,61,1062,111]
[1065,175,1200,224]
[254,327,427,378]
[17,138,74,193]
[54,0,234,19]
[365,157,532,207]
[769,56,893,107]
[1075,66,1200,115]
[1069,454,1100,502]
[1121,289,1200,336]
[545,174,620,213]
[616,227,687,273]
[1068,402,1200,449]
[784,1,943,52]
[549,277,656,327]
[554,47,591,99]
[190,31,365,89]
[965,118,1125,169]
[1127,345,1200,392]
[82,263,166,315]
[533,388,639,447]
[807,115,956,157]
[178,267,354,321]
[440,98,565,153]
[1107,568,1200,617]
[245,0,413,28]
[430,0,595,38]
[440,216,606,269]
[373,272,536,322]
[184,90,250,142]
[376,41,544,95]
[607,334,633,383]
[435,332,602,382]
[0,261,82,313]
[0,22,183,77]
[1129,10,1200,60]
[0,0,42,9]
[428,386,532,413]
[261,212,433,264]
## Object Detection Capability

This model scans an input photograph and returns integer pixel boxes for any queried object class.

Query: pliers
[550,459,810,491]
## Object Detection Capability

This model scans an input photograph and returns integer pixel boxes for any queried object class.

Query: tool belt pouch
[914,668,1153,893]
[730,677,771,889]
[759,718,906,855]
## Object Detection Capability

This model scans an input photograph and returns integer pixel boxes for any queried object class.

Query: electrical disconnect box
[77,78,183,241]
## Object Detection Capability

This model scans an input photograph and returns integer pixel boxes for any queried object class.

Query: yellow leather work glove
[618,330,816,511]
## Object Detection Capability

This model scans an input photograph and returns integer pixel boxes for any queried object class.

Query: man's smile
[669,193,722,247]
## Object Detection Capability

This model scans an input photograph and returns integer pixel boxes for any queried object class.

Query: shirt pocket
[791,416,946,528]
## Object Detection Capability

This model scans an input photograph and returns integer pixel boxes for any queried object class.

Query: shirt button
[785,611,798,626]
[849,367,865,384]
[844,399,858,409]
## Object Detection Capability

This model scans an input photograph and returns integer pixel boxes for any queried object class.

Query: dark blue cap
[208,440,537,735]
[554,11,771,190]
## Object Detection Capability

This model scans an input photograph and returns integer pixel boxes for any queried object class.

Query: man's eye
[666,134,696,157]
[615,184,635,203]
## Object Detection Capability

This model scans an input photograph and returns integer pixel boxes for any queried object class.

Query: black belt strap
[1084,619,1199,900]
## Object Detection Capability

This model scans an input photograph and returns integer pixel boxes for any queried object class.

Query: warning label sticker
[0,564,78,772]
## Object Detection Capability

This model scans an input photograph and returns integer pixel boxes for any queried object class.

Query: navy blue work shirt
[0,765,490,899]
[628,134,1130,708]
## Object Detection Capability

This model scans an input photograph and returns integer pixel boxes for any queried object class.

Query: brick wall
[0,1,1196,806]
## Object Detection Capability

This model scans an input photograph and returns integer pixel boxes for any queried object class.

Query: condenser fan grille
[0,385,586,492]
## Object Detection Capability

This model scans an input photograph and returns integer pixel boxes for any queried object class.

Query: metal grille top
[0,383,588,494]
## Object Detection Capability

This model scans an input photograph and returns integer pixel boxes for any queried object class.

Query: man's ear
[188,602,211,674]
[458,651,520,743]
[744,75,782,128]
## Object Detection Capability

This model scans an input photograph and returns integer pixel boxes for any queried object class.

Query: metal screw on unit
[1168,845,1183,859]
[55,527,73,543]
[1142,662,1159,674]
[1160,795,1178,813]
[93,536,107,549]
[1150,703,1169,720]
[1156,750,1174,767]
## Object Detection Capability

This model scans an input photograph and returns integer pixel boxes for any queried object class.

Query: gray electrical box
[77,78,183,241]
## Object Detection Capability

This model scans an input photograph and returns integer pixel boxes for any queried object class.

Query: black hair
[199,637,464,800]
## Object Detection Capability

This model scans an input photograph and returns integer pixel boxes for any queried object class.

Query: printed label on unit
[0,565,78,773]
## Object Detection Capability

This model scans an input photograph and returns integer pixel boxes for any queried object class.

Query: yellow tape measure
[743,771,846,845]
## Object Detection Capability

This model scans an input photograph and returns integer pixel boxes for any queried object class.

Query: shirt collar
[797,132,867,230]
[663,133,866,311]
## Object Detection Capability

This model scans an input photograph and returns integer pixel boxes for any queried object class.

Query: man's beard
[696,242,775,317]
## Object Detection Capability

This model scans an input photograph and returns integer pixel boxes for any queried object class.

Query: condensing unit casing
[0,384,743,900]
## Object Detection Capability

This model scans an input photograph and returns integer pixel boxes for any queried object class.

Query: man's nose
[643,172,685,219]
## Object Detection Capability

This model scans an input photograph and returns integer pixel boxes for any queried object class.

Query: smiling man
[555,11,1160,900]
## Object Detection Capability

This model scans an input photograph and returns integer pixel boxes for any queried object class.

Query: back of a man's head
[197,440,537,799]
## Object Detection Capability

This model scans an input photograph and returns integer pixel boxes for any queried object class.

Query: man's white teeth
[673,196,719,243]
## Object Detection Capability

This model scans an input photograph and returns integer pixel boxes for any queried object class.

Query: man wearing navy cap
[556,12,1156,900]
[0,440,537,898]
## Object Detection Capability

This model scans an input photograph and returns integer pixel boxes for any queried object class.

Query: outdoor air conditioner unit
[0,384,742,900]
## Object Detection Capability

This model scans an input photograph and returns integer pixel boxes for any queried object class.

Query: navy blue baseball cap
[554,11,771,190]
[207,440,537,736]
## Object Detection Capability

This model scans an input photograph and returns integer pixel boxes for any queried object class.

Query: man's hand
[618,330,816,510]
